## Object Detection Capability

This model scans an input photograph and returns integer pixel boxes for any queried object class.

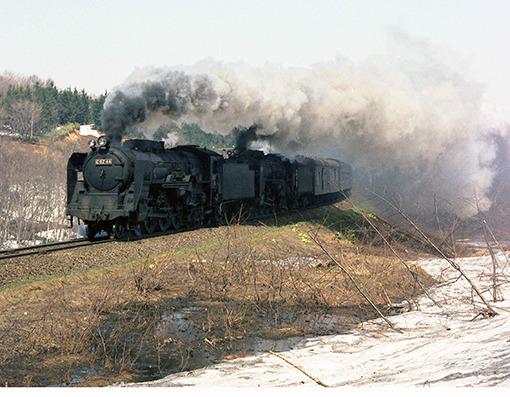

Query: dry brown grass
[0,212,435,387]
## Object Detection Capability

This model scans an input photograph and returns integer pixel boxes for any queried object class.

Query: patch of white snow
[121,253,510,388]
[80,125,100,138]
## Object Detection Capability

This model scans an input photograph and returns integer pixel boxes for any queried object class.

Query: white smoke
[163,132,179,147]
[104,34,507,218]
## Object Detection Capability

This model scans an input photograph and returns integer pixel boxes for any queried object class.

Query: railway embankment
[0,203,441,387]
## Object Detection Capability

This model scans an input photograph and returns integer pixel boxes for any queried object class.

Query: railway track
[0,200,347,263]
[0,223,215,262]
[0,221,215,262]
[0,237,111,261]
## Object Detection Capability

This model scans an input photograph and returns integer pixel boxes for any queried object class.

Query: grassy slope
[0,203,437,386]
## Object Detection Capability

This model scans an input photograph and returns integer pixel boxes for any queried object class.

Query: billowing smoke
[102,92,147,144]
[101,72,224,143]
[101,34,510,219]
[232,125,262,149]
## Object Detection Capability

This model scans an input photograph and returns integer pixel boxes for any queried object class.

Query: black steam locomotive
[66,136,352,239]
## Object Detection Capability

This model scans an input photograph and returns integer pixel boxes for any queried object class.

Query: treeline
[150,122,236,149]
[0,73,106,141]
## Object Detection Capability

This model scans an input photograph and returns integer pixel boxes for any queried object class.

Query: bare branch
[372,190,497,317]
[308,229,403,333]
[345,197,442,309]
[269,350,330,387]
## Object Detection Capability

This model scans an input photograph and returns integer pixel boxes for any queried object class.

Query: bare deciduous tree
[9,100,43,140]
[0,142,69,247]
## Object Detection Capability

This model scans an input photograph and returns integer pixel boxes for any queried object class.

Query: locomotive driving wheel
[142,216,157,234]
[156,192,171,232]
[158,215,171,232]
[170,203,183,230]
[113,219,128,239]
[131,222,143,238]
[189,207,204,228]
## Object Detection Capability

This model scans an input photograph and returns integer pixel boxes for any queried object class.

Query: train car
[224,148,293,216]
[293,156,352,207]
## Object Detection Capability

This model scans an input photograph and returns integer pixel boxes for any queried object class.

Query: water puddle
[53,304,359,386]
[456,239,509,253]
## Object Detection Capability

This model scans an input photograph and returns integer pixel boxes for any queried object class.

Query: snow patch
[123,253,510,387]
[80,125,100,138]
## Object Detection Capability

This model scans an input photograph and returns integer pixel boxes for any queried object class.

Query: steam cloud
[102,34,510,218]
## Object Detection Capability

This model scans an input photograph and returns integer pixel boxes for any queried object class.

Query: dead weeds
[0,206,436,387]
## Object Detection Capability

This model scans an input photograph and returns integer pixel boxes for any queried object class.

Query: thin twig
[309,232,403,333]
[269,350,330,387]
[373,191,497,317]
[482,218,510,274]
[345,197,442,309]
[482,220,500,302]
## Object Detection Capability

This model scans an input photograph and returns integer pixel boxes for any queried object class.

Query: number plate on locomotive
[95,158,113,166]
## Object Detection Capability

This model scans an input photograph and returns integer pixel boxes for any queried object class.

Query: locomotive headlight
[98,136,108,147]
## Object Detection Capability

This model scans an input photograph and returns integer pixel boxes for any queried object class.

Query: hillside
[0,131,502,388]
[0,130,97,249]
[0,202,439,387]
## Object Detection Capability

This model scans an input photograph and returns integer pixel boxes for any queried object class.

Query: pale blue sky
[1,0,509,107]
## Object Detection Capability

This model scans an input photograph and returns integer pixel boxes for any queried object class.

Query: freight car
[66,136,352,240]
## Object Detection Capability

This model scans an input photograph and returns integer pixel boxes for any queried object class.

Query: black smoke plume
[101,92,146,144]
[233,125,262,149]
[100,34,509,218]
[101,71,224,143]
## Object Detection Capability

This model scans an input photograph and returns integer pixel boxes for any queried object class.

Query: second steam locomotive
[66,136,352,239]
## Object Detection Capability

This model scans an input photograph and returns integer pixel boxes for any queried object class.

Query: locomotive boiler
[66,136,352,239]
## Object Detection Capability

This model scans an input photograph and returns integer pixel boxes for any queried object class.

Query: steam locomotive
[66,136,352,240]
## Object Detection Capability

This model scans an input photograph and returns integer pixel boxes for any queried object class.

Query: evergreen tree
[91,92,106,130]
[0,72,108,140]
[32,80,60,130]
[79,89,91,124]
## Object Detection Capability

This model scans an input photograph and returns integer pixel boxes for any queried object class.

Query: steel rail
[0,237,110,261]
[0,198,344,262]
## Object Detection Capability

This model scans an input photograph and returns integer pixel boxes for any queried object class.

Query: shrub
[45,123,80,141]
